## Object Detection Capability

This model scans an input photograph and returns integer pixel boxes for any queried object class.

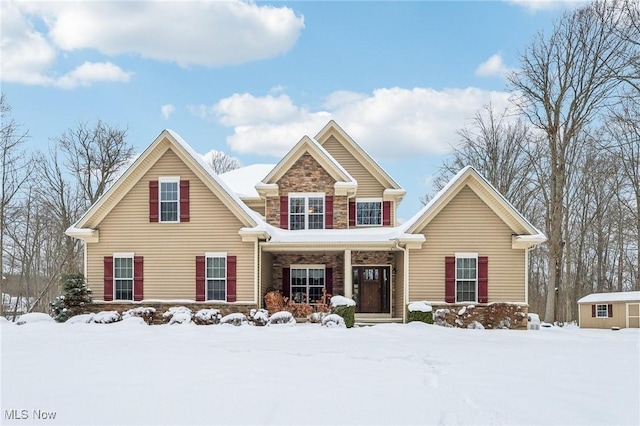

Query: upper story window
[160,177,180,223]
[456,253,477,303]
[356,199,382,226]
[289,194,324,230]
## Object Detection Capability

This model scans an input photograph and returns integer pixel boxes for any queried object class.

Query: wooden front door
[353,266,390,313]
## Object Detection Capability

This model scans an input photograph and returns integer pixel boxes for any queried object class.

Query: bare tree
[204,149,241,175]
[508,0,639,323]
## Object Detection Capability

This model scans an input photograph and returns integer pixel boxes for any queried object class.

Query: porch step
[354,317,404,326]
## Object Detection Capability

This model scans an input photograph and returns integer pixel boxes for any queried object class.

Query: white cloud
[161,104,176,120]
[197,87,512,159]
[507,0,588,12]
[56,62,132,89]
[475,54,516,78]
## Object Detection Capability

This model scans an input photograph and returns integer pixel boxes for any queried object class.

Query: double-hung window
[206,253,226,301]
[456,253,477,302]
[356,199,382,226]
[289,194,324,230]
[291,266,325,303]
[160,177,179,222]
[596,304,609,318]
[114,255,133,300]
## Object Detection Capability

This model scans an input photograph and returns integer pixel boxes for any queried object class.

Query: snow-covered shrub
[330,295,355,328]
[66,313,95,324]
[50,273,92,323]
[163,307,193,325]
[321,313,345,328]
[220,312,248,326]
[194,309,222,325]
[122,307,156,324]
[407,301,434,324]
[307,311,328,323]
[434,309,453,327]
[467,321,485,330]
[267,311,296,326]
[92,311,121,324]
[497,317,511,329]
[16,312,55,325]
[249,308,269,326]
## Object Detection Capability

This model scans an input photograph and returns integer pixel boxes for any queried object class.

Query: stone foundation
[83,302,257,325]
[428,302,528,330]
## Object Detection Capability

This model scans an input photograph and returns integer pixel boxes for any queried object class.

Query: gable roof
[219,164,275,198]
[577,291,640,304]
[68,129,260,236]
[401,166,546,246]
[261,135,356,186]
[314,120,405,196]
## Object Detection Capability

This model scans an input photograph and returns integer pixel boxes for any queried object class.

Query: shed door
[627,303,640,328]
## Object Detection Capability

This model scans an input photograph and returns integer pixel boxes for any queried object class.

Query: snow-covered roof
[219,164,275,198]
[577,291,640,304]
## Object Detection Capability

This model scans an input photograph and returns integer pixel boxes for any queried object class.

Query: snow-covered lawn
[1,320,638,425]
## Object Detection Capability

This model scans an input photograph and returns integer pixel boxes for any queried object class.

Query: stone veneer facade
[269,253,345,297]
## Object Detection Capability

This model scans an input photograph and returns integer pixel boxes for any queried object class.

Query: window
[456,254,477,302]
[290,266,325,303]
[114,256,133,300]
[160,177,179,222]
[289,194,324,230]
[596,304,609,318]
[206,254,226,301]
[356,199,382,226]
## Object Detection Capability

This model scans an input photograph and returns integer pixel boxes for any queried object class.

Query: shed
[577,291,640,329]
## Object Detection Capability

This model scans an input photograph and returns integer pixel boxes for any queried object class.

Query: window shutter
[325,196,333,229]
[608,304,613,317]
[180,180,190,222]
[445,256,455,303]
[227,256,237,302]
[133,256,144,301]
[592,305,596,317]
[149,180,159,222]
[326,267,333,296]
[478,256,488,303]
[195,256,206,302]
[282,267,290,299]
[103,256,114,301]
[349,201,356,227]
[280,196,289,229]
[383,201,391,226]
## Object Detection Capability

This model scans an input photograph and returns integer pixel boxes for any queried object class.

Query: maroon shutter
[349,201,356,227]
[383,201,391,226]
[149,180,159,222]
[282,268,290,299]
[133,256,144,301]
[180,180,190,222]
[478,256,488,303]
[608,304,613,317]
[280,196,289,229]
[325,268,333,296]
[196,256,206,302]
[592,305,596,317]
[104,256,114,301]
[227,256,237,302]
[325,196,333,229]
[445,256,455,303]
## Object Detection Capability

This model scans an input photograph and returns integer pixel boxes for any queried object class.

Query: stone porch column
[344,249,352,298]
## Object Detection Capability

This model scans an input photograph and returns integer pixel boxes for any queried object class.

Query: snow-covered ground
[1,319,638,425]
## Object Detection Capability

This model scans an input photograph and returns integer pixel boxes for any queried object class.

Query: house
[66,120,546,328]
[577,291,640,329]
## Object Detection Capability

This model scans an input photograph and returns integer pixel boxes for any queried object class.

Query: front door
[353,266,390,313]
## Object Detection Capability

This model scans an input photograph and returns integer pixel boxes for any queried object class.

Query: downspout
[395,240,408,324]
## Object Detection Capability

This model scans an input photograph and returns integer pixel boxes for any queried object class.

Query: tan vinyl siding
[394,251,405,319]
[86,148,254,301]
[322,136,385,198]
[578,302,638,329]
[243,198,265,216]
[408,185,525,303]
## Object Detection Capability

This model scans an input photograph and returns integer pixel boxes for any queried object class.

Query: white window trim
[290,265,326,304]
[288,192,325,230]
[455,253,478,303]
[159,176,180,223]
[206,252,227,302]
[113,253,134,301]
[355,198,383,227]
[595,303,609,318]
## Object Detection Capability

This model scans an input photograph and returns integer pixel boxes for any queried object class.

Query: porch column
[344,249,352,298]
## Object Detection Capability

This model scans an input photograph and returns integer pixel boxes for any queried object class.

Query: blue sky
[1,0,584,221]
